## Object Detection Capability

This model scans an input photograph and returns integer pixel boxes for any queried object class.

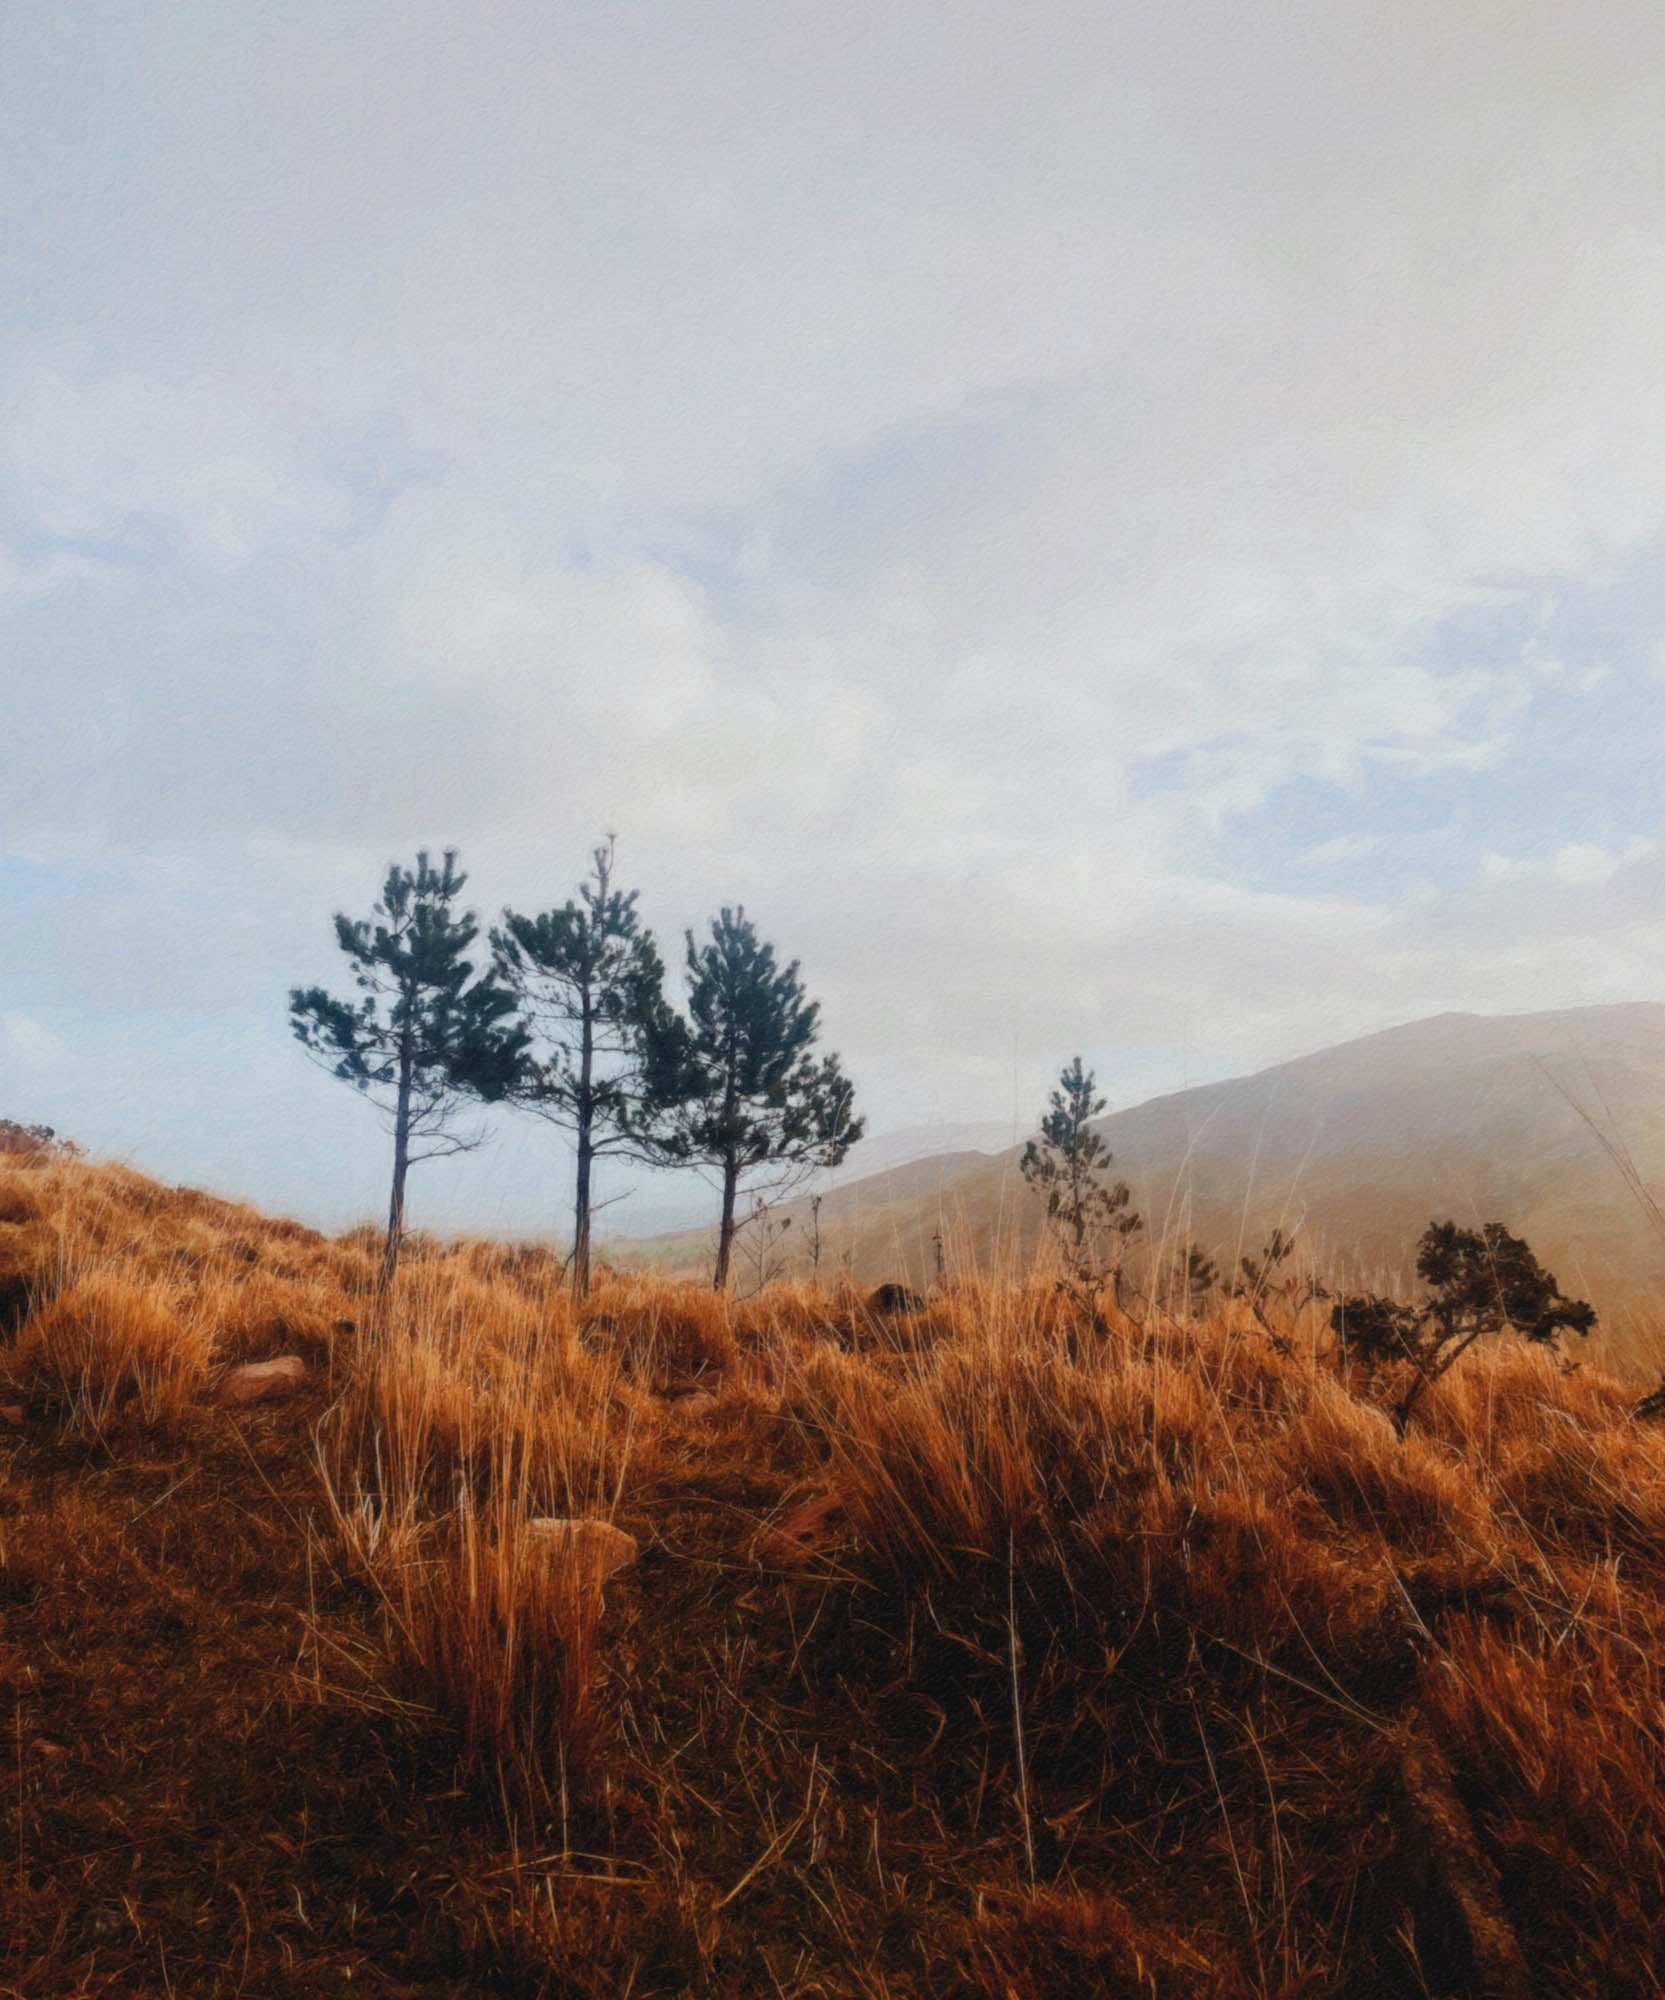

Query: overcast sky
[4,1,1665,1235]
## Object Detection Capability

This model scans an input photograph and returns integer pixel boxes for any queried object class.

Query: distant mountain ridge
[623,1004,1665,1363]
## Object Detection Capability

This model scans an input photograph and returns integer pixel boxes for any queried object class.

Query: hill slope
[3,1143,1664,1994]
[627,1004,1665,1351]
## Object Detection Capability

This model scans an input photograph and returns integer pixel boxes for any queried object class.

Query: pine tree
[492,839,681,1297]
[1020,1056,1142,1296]
[290,849,528,1294]
[659,907,863,1291]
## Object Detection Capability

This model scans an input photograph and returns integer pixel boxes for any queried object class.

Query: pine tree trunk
[572,983,596,1298]
[573,1123,593,1299]
[713,1154,740,1291]
[379,1036,414,1299]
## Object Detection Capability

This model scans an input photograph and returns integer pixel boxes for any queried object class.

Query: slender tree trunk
[1071,1188,1086,1275]
[711,1043,741,1291]
[713,1152,740,1291]
[572,984,596,1297]
[1392,1372,1427,1440]
[573,1122,593,1299]
[379,1039,414,1300]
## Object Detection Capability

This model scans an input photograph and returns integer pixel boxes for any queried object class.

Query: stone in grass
[868,1282,927,1315]
[525,1517,639,1590]
[216,1354,307,1405]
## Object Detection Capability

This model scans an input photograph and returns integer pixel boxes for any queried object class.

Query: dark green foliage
[290,849,528,1290]
[1235,1225,1295,1298]
[1182,1241,1218,1306]
[657,907,863,1290]
[1332,1219,1596,1435]
[493,840,680,1296]
[1635,1378,1665,1422]
[1020,1057,1142,1293]
[1227,1227,1326,1343]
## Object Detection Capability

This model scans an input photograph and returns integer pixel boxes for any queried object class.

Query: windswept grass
[3,1151,1664,1994]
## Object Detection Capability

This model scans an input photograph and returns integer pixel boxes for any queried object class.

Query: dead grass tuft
[16,1271,212,1426]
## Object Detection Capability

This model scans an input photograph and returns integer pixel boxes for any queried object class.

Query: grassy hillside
[4,1139,1665,1995]
[630,1005,1665,1372]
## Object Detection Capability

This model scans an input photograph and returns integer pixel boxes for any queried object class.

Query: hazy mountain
[621,1004,1665,1355]
[820,1120,1017,1186]
[594,1120,1013,1244]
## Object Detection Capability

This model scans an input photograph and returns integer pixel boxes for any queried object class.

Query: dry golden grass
[2,1151,1664,1995]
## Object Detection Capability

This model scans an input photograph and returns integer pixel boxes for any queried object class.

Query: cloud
[1296,834,1381,869]
[3,3,1665,1225]
[1478,837,1657,888]
[0,1012,67,1078]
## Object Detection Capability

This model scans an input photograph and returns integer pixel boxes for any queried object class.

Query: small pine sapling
[738,1193,794,1297]
[1020,1057,1143,1303]
[1227,1227,1328,1350]
[1332,1219,1595,1436]
[1181,1242,1218,1313]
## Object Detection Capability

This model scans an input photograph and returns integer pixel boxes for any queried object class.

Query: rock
[868,1282,926,1315]
[525,1517,639,1589]
[216,1355,307,1405]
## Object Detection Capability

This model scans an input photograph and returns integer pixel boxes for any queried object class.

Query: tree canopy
[1020,1056,1142,1296]
[493,839,681,1294]
[658,906,863,1290]
[1332,1219,1595,1434]
[290,848,527,1291]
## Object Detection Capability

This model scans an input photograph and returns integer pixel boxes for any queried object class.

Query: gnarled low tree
[1332,1219,1595,1436]
[290,849,528,1294]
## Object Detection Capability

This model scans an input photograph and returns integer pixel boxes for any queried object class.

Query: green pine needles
[1021,1057,1143,1299]
[289,849,528,1294]
[493,840,682,1298]
[1332,1219,1596,1435]
[658,907,864,1291]
[290,854,866,1298]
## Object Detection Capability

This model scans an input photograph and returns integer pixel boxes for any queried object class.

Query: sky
[4,1,1665,1237]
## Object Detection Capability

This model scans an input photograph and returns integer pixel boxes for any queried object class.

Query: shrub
[1332,1220,1594,1435]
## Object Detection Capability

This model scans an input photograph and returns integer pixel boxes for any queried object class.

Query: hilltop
[2,1138,1664,1995]
[627,1004,1665,1367]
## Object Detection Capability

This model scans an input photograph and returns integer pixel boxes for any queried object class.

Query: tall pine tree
[660,907,862,1291]
[290,849,528,1294]
[493,839,681,1297]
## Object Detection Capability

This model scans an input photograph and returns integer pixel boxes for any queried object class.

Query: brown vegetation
[3,1149,1664,1995]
